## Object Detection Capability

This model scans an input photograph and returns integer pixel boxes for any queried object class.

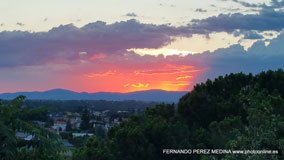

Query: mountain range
[0,89,188,103]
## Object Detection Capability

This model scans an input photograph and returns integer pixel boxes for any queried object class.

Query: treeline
[73,69,284,160]
[22,100,157,112]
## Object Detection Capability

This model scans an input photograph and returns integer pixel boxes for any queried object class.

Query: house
[52,120,67,132]
[93,111,102,117]
[70,117,81,129]
[16,132,34,141]
[72,133,94,138]
[104,123,111,131]
[113,118,121,125]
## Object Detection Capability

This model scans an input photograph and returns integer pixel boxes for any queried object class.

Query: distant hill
[0,89,187,103]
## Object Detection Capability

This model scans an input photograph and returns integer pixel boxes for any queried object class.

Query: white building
[52,121,67,132]
[16,132,34,141]
[72,133,94,138]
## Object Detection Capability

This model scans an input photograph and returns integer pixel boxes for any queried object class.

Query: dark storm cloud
[181,32,284,83]
[233,30,264,39]
[232,0,262,8]
[124,31,284,84]
[223,0,284,9]
[0,19,194,67]
[205,0,284,36]
[1,5,284,72]
[271,0,284,7]
[228,0,264,8]
[186,0,284,38]
[189,8,284,33]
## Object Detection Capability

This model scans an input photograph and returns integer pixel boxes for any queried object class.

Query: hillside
[0,89,187,103]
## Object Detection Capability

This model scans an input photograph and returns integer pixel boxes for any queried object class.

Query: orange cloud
[75,61,205,93]
[176,75,192,80]
[124,83,150,88]
[165,83,189,86]
[134,65,199,76]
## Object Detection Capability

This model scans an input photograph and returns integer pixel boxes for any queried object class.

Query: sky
[0,0,284,93]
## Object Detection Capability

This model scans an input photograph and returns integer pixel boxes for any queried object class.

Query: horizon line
[0,88,189,94]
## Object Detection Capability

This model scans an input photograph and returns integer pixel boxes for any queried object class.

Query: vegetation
[73,69,284,160]
[0,96,65,160]
[22,100,156,112]
[80,109,91,131]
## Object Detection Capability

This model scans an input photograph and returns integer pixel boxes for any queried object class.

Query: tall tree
[80,109,91,131]
[66,119,72,131]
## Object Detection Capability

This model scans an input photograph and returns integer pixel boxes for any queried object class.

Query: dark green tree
[66,119,72,131]
[80,109,91,131]
[223,89,283,160]
[73,136,111,160]
[0,96,64,160]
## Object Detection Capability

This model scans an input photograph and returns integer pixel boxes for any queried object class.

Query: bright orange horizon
[0,52,206,93]
[80,64,203,93]
[1,0,283,93]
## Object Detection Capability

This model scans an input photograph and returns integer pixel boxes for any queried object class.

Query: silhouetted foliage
[0,96,64,160]
[74,69,284,160]
[66,119,72,132]
[80,109,91,131]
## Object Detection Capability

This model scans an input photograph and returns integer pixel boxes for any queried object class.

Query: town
[16,107,139,156]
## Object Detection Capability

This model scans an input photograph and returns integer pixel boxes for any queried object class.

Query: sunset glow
[81,64,203,92]
[0,0,283,93]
